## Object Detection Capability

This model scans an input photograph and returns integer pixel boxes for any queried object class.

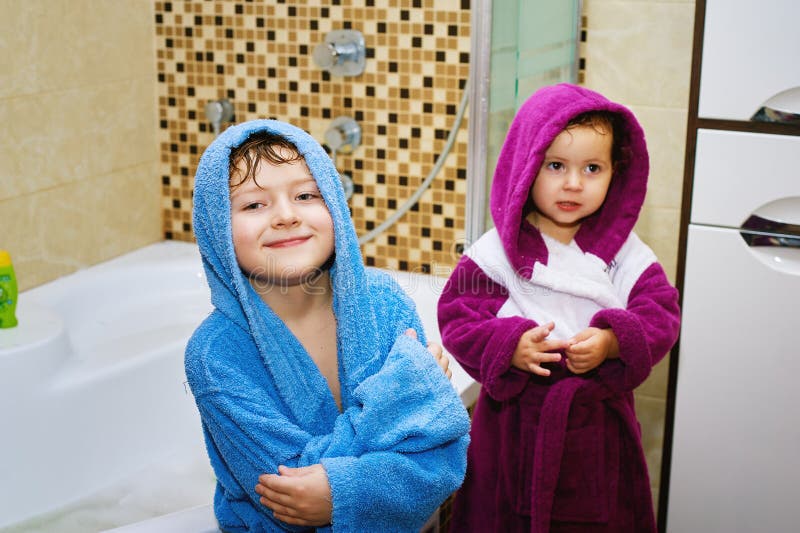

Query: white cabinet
[698,0,800,121]
[667,132,800,533]
[664,2,800,531]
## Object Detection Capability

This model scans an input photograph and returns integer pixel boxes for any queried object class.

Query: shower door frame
[465,0,493,247]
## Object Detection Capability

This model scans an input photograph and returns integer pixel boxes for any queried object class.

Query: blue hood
[192,119,381,427]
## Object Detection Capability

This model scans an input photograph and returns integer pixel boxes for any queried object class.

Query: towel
[186,119,470,532]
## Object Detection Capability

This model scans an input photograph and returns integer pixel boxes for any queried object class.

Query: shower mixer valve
[205,99,234,136]
[313,29,366,77]
[324,117,360,203]
[325,116,361,154]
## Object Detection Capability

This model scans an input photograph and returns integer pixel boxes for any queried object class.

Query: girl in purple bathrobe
[438,83,680,532]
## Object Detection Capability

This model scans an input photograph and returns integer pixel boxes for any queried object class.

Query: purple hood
[490,83,649,271]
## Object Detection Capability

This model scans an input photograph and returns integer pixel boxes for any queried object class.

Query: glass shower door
[467,0,581,243]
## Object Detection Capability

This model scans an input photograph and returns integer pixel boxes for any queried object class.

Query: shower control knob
[312,29,366,77]
[205,99,234,136]
[340,172,355,201]
[325,116,361,154]
[313,43,337,70]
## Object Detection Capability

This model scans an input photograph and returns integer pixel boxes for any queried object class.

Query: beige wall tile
[637,353,671,399]
[0,0,155,98]
[3,162,161,291]
[629,105,689,211]
[0,77,157,201]
[1,0,158,289]
[583,1,694,108]
[634,393,667,490]
[634,205,681,283]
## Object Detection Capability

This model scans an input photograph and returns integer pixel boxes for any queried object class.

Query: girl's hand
[511,322,568,376]
[405,328,452,379]
[565,327,619,374]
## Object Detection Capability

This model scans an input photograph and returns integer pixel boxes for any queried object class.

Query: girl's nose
[563,171,583,190]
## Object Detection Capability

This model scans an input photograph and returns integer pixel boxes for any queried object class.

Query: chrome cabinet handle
[751,86,800,125]
[740,214,800,248]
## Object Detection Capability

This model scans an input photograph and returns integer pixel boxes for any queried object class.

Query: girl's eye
[546,162,563,171]
[586,164,601,173]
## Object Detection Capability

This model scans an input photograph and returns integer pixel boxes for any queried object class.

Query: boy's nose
[271,201,300,227]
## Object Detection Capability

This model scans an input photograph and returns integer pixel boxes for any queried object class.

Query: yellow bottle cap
[0,250,11,267]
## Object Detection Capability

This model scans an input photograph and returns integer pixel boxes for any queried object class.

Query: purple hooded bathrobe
[438,84,681,532]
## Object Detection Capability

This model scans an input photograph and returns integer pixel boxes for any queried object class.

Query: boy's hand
[405,329,452,379]
[511,322,567,377]
[565,327,619,374]
[256,464,332,527]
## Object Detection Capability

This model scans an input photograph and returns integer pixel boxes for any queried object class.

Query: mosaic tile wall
[155,0,471,273]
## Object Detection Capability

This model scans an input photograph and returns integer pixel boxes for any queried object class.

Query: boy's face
[527,124,614,243]
[230,149,335,287]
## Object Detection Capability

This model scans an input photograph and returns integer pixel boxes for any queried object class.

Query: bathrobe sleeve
[590,261,681,391]
[186,303,470,532]
[320,333,470,530]
[438,255,536,401]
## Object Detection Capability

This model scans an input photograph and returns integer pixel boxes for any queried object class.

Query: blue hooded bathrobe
[185,120,470,532]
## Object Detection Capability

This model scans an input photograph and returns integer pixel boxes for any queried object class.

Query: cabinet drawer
[699,0,800,121]
[669,224,800,533]
[690,129,800,227]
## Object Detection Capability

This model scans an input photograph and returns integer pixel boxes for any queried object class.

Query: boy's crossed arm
[253,329,454,527]
[404,328,452,379]
[256,464,332,527]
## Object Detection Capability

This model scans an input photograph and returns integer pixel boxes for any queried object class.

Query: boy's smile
[230,152,335,288]
[265,235,313,248]
[527,124,614,244]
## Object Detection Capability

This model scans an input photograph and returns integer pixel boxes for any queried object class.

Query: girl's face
[230,149,335,288]
[526,124,614,244]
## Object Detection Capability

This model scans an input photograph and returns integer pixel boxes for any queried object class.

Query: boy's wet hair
[229,131,305,190]
[565,110,629,169]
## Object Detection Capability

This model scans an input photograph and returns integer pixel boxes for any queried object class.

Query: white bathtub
[0,241,476,532]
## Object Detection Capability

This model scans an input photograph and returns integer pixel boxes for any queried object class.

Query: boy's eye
[244,202,264,210]
[296,191,321,201]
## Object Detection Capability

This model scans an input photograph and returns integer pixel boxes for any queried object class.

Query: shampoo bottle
[0,250,18,328]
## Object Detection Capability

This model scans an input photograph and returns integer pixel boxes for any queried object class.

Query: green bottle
[0,250,18,328]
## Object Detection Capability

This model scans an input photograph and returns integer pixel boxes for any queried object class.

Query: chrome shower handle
[324,117,361,154]
[312,30,366,77]
[205,99,234,136]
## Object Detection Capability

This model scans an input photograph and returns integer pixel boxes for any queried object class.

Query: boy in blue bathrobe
[185,119,470,532]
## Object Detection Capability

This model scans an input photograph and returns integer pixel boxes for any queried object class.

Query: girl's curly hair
[565,110,631,170]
